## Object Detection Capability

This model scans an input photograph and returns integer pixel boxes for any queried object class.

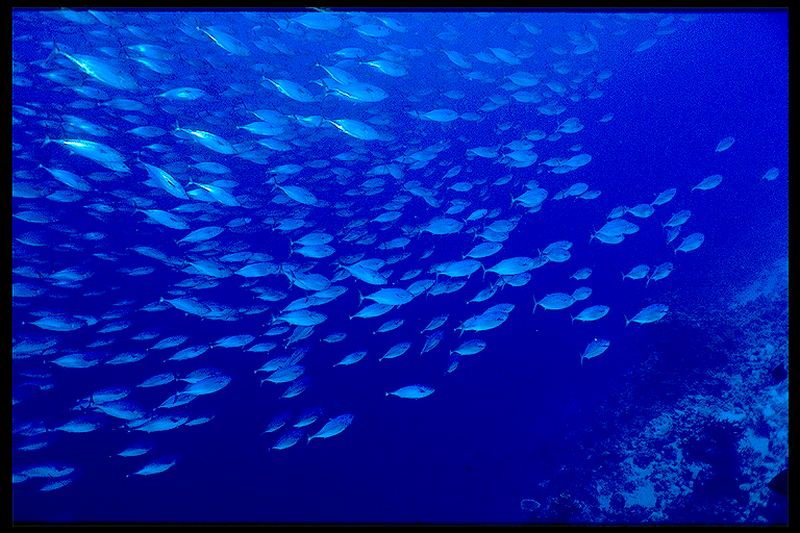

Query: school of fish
[11,9,780,497]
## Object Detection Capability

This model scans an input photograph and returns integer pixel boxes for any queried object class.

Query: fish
[333,351,367,367]
[570,268,592,280]
[174,122,238,154]
[263,78,316,103]
[275,183,319,206]
[379,342,412,361]
[675,232,705,253]
[48,41,139,91]
[327,118,382,141]
[533,292,576,314]
[571,305,610,323]
[486,256,538,277]
[715,136,735,152]
[623,264,650,281]
[625,304,670,326]
[450,339,487,356]
[581,338,610,366]
[307,414,354,443]
[626,203,655,218]
[386,385,435,399]
[271,429,304,451]
[761,167,780,181]
[651,188,677,206]
[663,209,691,228]
[692,174,723,192]
[421,330,445,355]
[42,137,129,172]
[421,315,448,333]
[197,25,250,56]
[358,288,414,306]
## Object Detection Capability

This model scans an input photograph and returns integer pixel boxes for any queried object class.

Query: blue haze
[11,10,788,524]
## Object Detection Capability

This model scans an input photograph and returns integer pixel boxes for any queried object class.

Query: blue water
[11,9,788,524]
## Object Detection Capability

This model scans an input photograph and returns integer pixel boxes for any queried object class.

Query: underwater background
[11,9,788,524]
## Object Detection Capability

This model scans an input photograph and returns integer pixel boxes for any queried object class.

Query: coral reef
[531,256,787,523]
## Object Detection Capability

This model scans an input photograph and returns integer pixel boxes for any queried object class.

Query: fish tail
[645,276,651,288]
[624,315,630,327]
[45,40,60,65]
[580,353,584,367]
[532,295,537,315]
[570,314,574,324]
[40,135,52,147]
[621,271,625,280]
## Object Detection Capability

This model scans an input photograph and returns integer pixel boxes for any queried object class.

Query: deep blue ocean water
[11,9,788,524]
